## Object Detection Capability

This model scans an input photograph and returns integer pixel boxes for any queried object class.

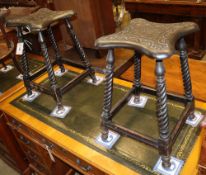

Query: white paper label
[16,42,24,55]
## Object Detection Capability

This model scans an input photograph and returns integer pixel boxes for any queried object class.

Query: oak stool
[6,8,101,118]
[95,18,202,175]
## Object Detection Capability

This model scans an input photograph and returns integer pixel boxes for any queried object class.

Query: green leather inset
[0,58,43,93]
[12,71,202,175]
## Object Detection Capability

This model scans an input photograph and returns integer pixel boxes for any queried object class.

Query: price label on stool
[16,42,24,55]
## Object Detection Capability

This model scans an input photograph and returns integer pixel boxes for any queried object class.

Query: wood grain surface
[121,54,206,102]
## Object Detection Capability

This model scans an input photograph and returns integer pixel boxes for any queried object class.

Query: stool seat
[0,9,9,20]
[6,8,75,32]
[95,18,199,59]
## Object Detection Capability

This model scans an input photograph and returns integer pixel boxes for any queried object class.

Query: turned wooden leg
[38,31,63,111]
[101,49,115,141]
[155,60,171,169]
[47,26,65,73]
[133,51,142,103]
[64,18,97,83]
[11,52,23,74]
[178,37,195,119]
[17,27,32,96]
[178,38,193,101]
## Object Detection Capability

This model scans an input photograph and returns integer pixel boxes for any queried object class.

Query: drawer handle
[19,135,30,145]
[76,159,92,172]
[12,119,22,129]
[42,139,54,149]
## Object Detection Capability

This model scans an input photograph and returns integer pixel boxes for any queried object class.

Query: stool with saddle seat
[6,8,101,118]
[95,18,203,175]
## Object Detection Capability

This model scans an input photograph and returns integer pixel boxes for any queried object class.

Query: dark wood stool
[0,8,22,73]
[95,18,201,175]
[6,8,98,117]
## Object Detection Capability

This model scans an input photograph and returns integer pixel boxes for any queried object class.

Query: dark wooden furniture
[6,8,97,115]
[5,115,77,175]
[53,0,115,49]
[95,18,198,172]
[125,0,206,59]
[0,81,28,174]
[0,113,28,174]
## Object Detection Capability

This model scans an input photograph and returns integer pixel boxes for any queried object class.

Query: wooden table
[125,0,206,58]
[0,65,205,175]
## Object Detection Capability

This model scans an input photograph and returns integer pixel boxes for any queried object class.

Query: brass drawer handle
[76,159,92,172]
[19,135,30,145]
[12,119,22,129]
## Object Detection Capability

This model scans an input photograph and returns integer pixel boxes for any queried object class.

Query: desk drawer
[30,131,106,175]
[15,132,37,152]
[55,147,105,175]
[6,116,31,135]
[5,114,106,175]
[29,161,49,175]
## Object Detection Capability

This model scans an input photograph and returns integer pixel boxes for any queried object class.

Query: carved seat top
[6,8,75,32]
[95,18,199,59]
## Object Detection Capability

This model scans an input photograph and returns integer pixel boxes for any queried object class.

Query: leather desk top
[0,65,205,175]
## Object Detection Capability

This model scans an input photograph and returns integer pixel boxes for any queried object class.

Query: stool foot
[22,91,41,102]
[0,65,13,73]
[16,74,23,80]
[54,68,68,77]
[186,110,204,127]
[50,105,71,118]
[128,95,148,108]
[16,73,32,80]
[153,156,184,175]
[96,130,120,149]
[87,75,104,86]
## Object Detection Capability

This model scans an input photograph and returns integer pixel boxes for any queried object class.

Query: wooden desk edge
[0,65,205,175]
[0,81,24,103]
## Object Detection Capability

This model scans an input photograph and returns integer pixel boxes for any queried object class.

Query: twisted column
[38,31,63,110]
[47,26,65,72]
[178,38,193,101]
[17,27,32,96]
[64,18,97,83]
[101,50,115,141]
[156,60,171,168]
[133,51,142,102]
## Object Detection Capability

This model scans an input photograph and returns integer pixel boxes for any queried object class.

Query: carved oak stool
[6,8,99,118]
[95,18,202,175]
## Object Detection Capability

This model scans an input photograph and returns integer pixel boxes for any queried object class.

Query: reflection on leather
[0,58,43,93]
